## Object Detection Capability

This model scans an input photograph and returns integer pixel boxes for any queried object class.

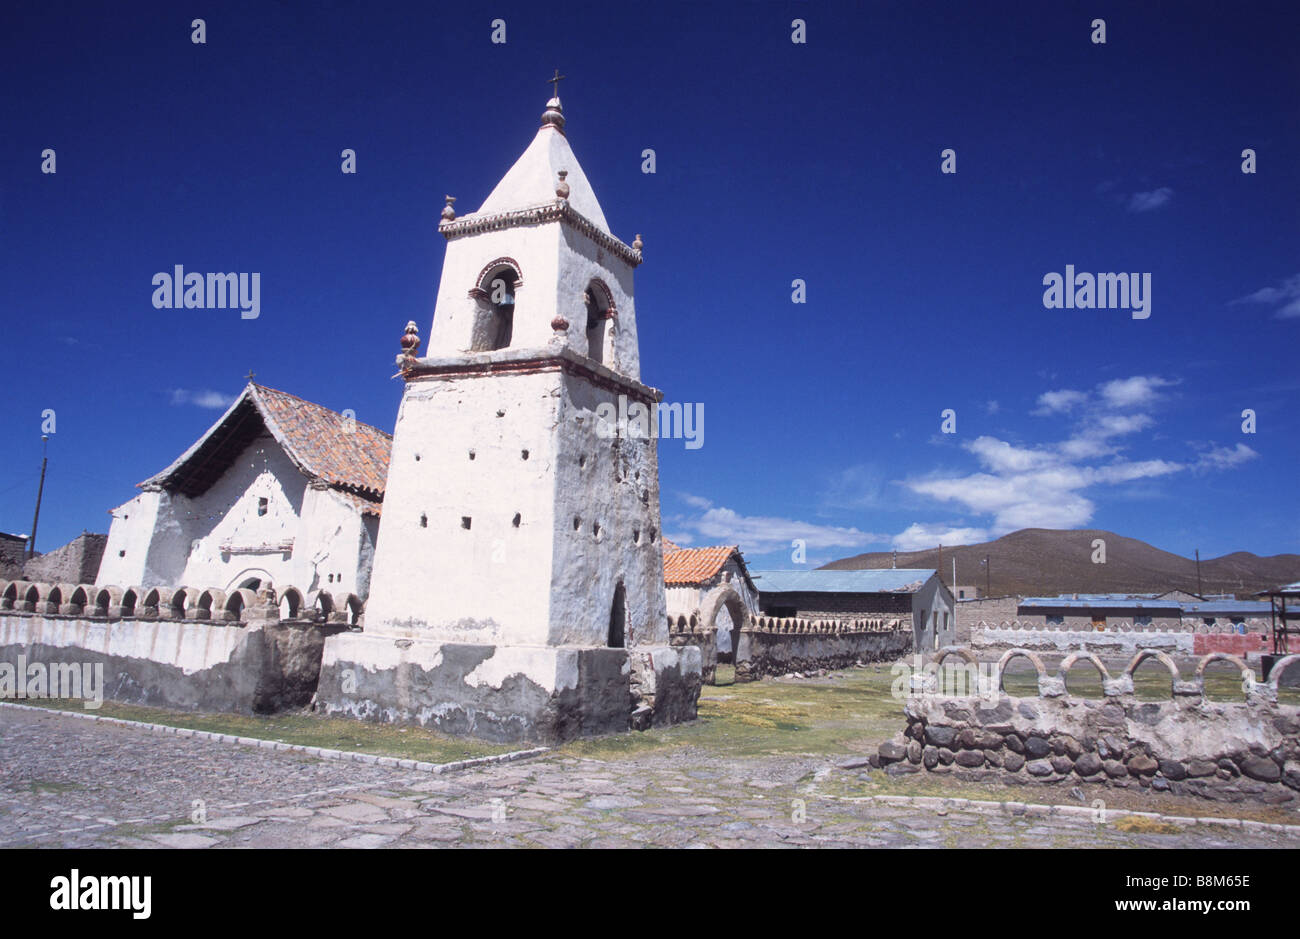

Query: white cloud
[985,400,1000,415]
[1097,376,1173,409]
[892,522,989,551]
[1230,273,1300,319]
[1192,443,1259,473]
[1032,389,1088,415]
[170,388,237,410]
[671,495,887,555]
[894,373,1247,542]
[1127,187,1173,212]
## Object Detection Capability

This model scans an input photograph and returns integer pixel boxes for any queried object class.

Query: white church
[96,382,389,601]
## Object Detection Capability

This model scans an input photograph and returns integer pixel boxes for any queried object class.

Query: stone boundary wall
[0,579,353,714]
[971,620,1270,657]
[667,614,912,682]
[873,646,1300,804]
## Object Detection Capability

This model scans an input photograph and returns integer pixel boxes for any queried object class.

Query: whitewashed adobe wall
[912,575,956,652]
[97,434,375,597]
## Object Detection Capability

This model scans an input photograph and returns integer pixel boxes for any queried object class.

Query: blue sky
[2,0,1298,570]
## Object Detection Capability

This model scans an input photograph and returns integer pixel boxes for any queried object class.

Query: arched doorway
[699,582,750,685]
[607,582,626,648]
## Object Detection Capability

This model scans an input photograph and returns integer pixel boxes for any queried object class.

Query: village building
[1014,593,1271,631]
[750,568,955,651]
[662,539,759,657]
[95,383,389,600]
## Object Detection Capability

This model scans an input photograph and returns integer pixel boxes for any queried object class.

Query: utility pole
[985,555,991,598]
[891,549,896,570]
[1195,549,1203,597]
[953,556,957,593]
[28,434,49,559]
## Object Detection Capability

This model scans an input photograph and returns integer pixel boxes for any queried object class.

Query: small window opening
[512,513,521,528]
[420,513,428,528]
[257,497,268,517]
[521,449,529,460]
[461,517,472,530]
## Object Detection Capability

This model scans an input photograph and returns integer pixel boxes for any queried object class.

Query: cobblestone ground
[2,707,1296,848]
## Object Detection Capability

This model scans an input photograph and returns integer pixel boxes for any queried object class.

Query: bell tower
[316,85,702,743]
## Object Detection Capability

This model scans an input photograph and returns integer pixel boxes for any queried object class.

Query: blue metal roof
[1020,597,1179,610]
[751,569,937,594]
[1180,601,1272,615]
[1020,597,1270,614]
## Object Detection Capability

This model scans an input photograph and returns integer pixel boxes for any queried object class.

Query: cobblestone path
[2,707,1296,848]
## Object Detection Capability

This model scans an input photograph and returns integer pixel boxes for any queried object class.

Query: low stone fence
[0,579,354,714]
[971,620,1270,657]
[669,614,912,683]
[873,646,1300,804]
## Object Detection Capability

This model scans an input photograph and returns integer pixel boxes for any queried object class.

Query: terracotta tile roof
[661,537,682,552]
[142,383,390,509]
[253,385,391,498]
[662,544,739,586]
[332,488,383,518]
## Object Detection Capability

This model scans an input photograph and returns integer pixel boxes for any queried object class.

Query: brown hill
[821,528,1300,598]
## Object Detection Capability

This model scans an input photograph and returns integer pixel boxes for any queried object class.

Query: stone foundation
[315,632,701,744]
[0,611,335,714]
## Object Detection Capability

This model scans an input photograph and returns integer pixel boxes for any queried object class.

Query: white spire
[472,88,610,233]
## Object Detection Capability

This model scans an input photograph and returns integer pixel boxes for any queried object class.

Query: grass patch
[28,780,84,795]
[1113,814,1182,835]
[14,698,518,764]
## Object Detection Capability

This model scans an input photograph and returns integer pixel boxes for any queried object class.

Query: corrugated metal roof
[1021,597,1271,614]
[751,569,936,594]
[1020,597,1179,610]
[1180,601,1272,615]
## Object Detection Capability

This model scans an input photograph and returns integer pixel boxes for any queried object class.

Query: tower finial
[541,70,566,131]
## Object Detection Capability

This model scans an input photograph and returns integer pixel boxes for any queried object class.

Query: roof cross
[548,69,565,98]
[245,370,256,383]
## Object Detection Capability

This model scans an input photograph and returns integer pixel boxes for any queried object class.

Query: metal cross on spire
[548,69,565,98]
[245,370,256,383]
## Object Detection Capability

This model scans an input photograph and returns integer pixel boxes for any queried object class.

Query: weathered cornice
[438,201,643,267]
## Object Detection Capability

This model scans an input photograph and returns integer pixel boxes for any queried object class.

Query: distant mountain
[820,529,1300,598]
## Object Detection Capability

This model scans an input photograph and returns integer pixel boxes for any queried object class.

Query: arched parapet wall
[1123,648,1181,687]
[1268,655,1300,696]
[224,588,259,623]
[995,648,1053,696]
[61,583,92,616]
[196,589,227,622]
[1058,651,1114,698]
[92,586,123,619]
[337,592,363,626]
[280,587,305,621]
